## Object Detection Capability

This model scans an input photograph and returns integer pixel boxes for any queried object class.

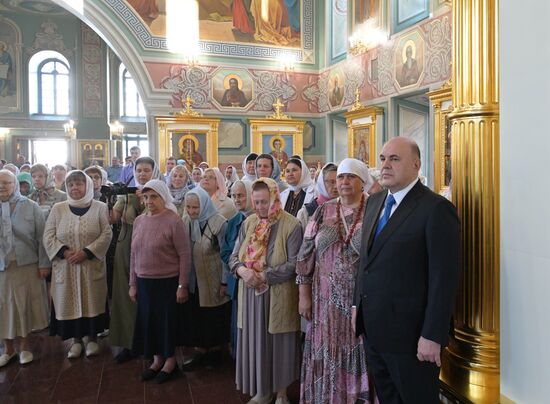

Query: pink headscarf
[204,167,228,203]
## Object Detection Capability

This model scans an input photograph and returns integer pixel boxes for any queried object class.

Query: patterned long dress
[296,199,371,404]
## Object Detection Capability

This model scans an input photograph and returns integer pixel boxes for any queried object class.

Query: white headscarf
[231,179,253,214]
[66,170,94,208]
[142,179,177,214]
[316,162,336,200]
[241,153,258,182]
[225,165,239,186]
[0,169,23,271]
[337,158,374,190]
[133,156,161,190]
[286,158,314,192]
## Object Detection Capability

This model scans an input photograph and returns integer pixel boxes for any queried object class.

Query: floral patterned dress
[296,199,371,404]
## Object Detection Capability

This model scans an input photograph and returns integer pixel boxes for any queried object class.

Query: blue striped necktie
[374,194,396,238]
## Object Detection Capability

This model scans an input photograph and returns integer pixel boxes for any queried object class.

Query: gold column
[440,0,500,403]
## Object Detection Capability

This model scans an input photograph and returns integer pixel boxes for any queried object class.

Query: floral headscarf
[169,165,193,207]
[244,177,283,272]
[29,163,57,205]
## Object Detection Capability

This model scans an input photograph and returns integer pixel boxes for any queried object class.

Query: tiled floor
[0,331,300,403]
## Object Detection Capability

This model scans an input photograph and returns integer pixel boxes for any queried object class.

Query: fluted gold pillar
[439,0,500,403]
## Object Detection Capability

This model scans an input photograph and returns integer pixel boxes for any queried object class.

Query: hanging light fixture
[109,120,124,141]
[63,120,77,140]
[167,0,200,65]
[349,19,388,56]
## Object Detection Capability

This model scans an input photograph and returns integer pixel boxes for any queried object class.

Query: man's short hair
[130,146,141,152]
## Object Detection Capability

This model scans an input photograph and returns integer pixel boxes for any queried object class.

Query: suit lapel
[367,182,426,265]
[358,191,386,271]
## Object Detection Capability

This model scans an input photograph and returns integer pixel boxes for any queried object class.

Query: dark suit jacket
[354,181,460,353]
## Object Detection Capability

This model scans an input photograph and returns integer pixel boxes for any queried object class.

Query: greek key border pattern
[105,0,314,63]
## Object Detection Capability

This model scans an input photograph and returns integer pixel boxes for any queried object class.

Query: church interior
[0,0,547,403]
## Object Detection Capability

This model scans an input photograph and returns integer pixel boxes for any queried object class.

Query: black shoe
[180,353,206,372]
[141,367,160,381]
[156,369,177,384]
[114,348,136,364]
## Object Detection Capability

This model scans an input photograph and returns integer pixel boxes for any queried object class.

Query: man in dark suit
[353,137,461,403]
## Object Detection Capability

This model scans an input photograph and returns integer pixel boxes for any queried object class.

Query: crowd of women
[0,151,384,404]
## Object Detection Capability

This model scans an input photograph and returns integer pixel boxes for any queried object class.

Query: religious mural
[328,67,345,108]
[147,12,451,114]
[78,141,108,169]
[394,30,424,89]
[0,17,20,113]
[121,0,313,62]
[212,69,253,109]
[172,132,207,170]
[262,134,292,167]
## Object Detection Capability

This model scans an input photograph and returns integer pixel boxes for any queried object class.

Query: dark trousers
[364,339,440,404]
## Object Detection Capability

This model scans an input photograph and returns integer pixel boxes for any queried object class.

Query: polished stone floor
[0,331,300,403]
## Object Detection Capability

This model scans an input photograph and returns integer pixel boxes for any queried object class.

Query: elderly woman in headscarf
[241,152,258,183]
[229,177,303,404]
[279,158,315,217]
[181,187,230,371]
[84,165,108,201]
[168,165,194,216]
[296,158,374,403]
[110,156,161,363]
[29,163,67,218]
[129,180,191,384]
[296,163,339,230]
[0,169,49,368]
[254,153,287,192]
[43,170,112,359]
[220,179,253,358]
[17,172,34,196]
[200,167,237,220]
[224,165,239,197]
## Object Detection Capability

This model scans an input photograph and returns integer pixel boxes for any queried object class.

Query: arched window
[119,64,145,118]
[29,50,70,115]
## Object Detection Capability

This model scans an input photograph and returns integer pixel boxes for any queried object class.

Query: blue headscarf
[184,186,218,242]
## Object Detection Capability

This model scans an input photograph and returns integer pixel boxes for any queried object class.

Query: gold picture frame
[344,106,384,167]
[249,119,305,169]
[77,140,109,169]
[156,115,220,172]
[427,81,453,194]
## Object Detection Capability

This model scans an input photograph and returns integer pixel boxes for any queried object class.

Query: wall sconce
[279,52,297,72]
[0,128,9,140]
[109,120,124,140]
[63,120,77,140]
[349,19,388,56]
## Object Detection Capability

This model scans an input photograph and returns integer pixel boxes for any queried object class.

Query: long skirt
[109,223,137,349]
[49,308,108,340]
[132,276,183,358]
[181,285,231,349]
[235,286,300,397]
[0,262,48,339]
